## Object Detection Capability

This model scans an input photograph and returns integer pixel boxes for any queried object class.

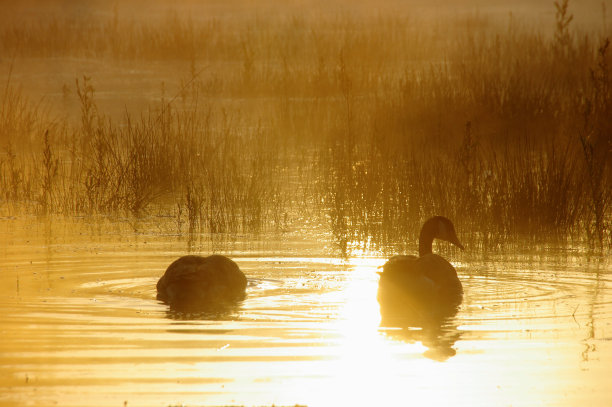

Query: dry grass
[0,74,286,234]
[0,0,610,248]
[318,0,611,251]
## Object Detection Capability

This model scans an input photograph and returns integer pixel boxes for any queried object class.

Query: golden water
[1,217,610,406]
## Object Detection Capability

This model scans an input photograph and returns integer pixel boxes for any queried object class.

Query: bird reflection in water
[380,305,462,362]
[163,301,244,321]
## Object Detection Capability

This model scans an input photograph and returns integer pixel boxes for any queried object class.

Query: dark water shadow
[382,317,462,362]
[379,297,463,361]
[159,298,245,321]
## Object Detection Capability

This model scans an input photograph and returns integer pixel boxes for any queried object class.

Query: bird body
[157,255,247,311]
[377,217,464,324]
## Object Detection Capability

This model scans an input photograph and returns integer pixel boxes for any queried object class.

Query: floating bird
[157,255,247,313]
[377,216,464,325]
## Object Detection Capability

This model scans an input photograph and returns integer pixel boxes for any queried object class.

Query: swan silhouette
[377,216,464,325]
[157,255,247,313]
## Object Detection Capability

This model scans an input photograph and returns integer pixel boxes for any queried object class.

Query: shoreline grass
[0,1,610,251]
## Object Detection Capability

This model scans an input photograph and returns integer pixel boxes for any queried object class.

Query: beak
[451,236,465,251]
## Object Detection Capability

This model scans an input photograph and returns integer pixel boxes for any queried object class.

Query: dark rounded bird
[377,216,464,325]
[157,255,247,312]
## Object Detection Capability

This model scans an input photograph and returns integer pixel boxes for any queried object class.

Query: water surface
[1,217,611,406]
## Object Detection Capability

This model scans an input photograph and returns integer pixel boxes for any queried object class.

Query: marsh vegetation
[0,0,610,252]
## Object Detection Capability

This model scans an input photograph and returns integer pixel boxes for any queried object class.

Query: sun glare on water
[277,257,441,406]
[283,256,516,407]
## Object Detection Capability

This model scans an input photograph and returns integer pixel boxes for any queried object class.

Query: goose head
[419,216,464,256]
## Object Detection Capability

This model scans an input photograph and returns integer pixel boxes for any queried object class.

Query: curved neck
[418,221,436,257]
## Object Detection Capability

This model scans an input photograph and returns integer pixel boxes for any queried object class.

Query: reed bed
[0,74,287,234]
[0,0,609,248]
[321,2,611,252]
